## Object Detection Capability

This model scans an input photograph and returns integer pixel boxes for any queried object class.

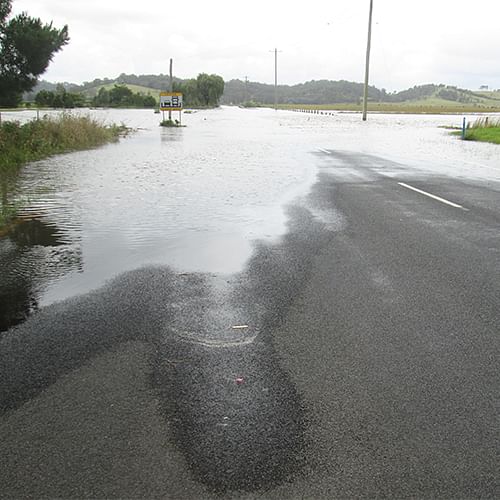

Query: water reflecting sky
[1,106,499,326]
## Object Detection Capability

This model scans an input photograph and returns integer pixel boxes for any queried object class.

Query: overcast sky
[11,0,500,91]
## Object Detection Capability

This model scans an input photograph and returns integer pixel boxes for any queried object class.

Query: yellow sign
[160,92,183,111]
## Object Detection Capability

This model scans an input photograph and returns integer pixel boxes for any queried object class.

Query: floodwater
[1,106,499,331]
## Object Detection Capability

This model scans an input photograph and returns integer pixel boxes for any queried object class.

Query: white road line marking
[398,182,468,210]
[318,148,330,154]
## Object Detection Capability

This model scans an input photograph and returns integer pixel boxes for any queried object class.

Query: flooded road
[1,107,499,498]
[2,107,320,322]
[2,107,499,326]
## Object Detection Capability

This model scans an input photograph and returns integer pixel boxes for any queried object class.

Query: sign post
[160,92,183,125]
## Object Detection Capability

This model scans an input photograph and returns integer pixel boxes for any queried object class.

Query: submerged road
[1,149,499,498]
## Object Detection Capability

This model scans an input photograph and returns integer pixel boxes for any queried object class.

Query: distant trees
[0,0,69,106]
[221,79,382,105]
[28,72,226,108]
[221,80,489,106]
[92,85,156,108]
[35,84,85,108]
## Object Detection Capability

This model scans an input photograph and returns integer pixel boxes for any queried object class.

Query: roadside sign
[160,92,183,111]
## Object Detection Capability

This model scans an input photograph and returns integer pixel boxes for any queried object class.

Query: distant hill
[222,80,500,107]
[26,74,500,109]
[83,83,160,100]
[221,79,385,105]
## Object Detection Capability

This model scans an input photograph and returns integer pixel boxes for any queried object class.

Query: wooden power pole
[270,48,281,110]
[169,58,173,120]
[274,48,278,110]
[362,0,374,121]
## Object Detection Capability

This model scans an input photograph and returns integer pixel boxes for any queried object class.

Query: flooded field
[1,106,499,331]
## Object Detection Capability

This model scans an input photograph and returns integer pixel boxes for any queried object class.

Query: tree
[34,85,85,108]
[196,73,224,106]
[93,87,110,107]
[0,0,69,106]
[34,88,53,106]
[109,84,133,105]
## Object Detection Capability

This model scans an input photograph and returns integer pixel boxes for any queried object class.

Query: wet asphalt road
[1,150,499,498]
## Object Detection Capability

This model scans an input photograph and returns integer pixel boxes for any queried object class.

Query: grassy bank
[0,114,127,230]
[463,118,500,144]
[0,114,127,172]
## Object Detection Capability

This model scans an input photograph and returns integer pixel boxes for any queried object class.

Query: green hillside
[84,83,160,100]
[223,80,500,109]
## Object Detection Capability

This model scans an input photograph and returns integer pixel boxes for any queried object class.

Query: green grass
[0,113,127,172]
[0,201,23,235]
[159,119,183,127]
[475,90,500,100]
[463,117,500,144]
[0,114,128,230]
[0,205,16,228]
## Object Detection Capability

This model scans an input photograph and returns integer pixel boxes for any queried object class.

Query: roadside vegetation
[0,114,126,171]
[0,114,127,230]
[0,203,17,230]
[462,117,500,144]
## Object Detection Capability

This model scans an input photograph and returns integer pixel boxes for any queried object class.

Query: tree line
[29,73,226,109]
[34,85,85,108]
[92,85,156,108]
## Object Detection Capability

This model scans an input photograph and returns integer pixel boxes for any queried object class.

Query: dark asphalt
[1,150,499,498]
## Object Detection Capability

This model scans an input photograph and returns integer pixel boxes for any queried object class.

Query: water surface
[1,107,499,330]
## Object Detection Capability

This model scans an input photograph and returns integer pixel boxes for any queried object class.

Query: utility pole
[244,76,248,103]
[274,48,278,110]
[362,0,374,121]
[169,58,173,121]
[270,48,281,110]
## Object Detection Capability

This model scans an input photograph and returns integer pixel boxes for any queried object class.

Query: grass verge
[0,113,127,172]
[0,113,128,230]
[463,118,500,144]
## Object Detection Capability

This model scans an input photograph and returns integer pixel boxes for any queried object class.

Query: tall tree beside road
[172,73,224,107]
[196,73,224,106]
[0,0,69,106]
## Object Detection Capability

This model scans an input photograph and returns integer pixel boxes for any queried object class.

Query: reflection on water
[8,217,64,248]
[160,126,184,142]
[0,215,82,332]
